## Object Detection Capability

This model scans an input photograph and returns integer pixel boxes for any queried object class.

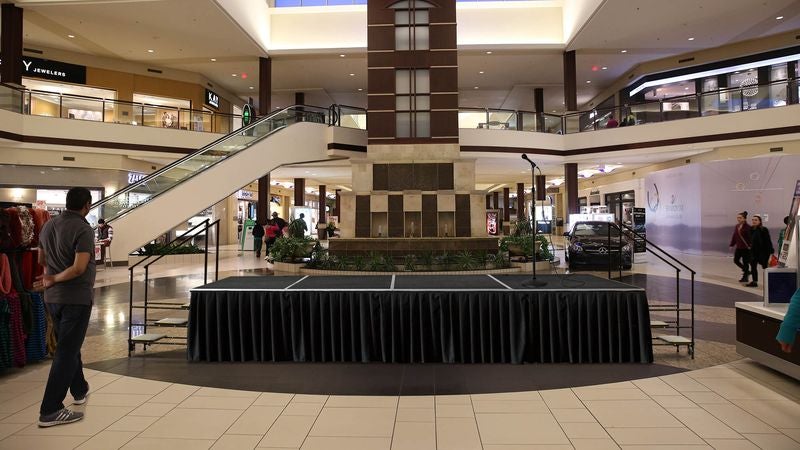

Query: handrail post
[215,220,220,281]
[607,225,612,279]
[204,222,209,284]
[128,267,134,356]
[690,271,695,359]
[619,225,623,279]
[676,268,681,352]
[143,266,149,338]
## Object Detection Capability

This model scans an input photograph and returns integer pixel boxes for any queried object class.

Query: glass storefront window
[770,64,788,107]
[729,69,764,111]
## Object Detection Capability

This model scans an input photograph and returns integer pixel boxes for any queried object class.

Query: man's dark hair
[98,218,106,224]
[785,216,791,225]
[66,187,92,211]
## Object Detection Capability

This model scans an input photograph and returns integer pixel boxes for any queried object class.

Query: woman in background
[746,215,774,288]
[729,212,751,283]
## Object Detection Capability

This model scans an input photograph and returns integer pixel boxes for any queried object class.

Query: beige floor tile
[253,392,294,407]
[472,399,550,414]
[781,428,800,443]
[282,402,323,416]
[75,430,137,450]
[309,407,395,437]
[483,446,572,450]
[211,434,262,450]
[257,415,316,448]
[149,384,199,404]
[85,375,124,392]
[541,389,584,409]
[96,377,170,395]
[227,406,283,435]
[742,433,800,450]
[570,438,621,449]
[435,404,474,418]
[436,417,482,450]
[0,435,88,450]
[193,387,260,398]
[16,405,133,437]
[551,408,596,423]
[139,408,243,440]
[129,402,176,417]
[476,413,569,445]
[0,380,43,395]
[300,436,391,450]
[696,377,788,400]
[106,415,160,432]
[397,396,433,409]
[391,421,435,450]
[660,373,712,392]
[326,396,397,408]
[683,391,731,405]
[703,439,761,450]
[606,427,706,445]
[651,395,697,408]
[121,437,215,450]
[0,403,38,424]
[591,381,638,389]
[633,378,681,396]
[435,394,472,406]
[689,367,747,379]
[291,394,327,404]
[0,422,27,439]
[472,391,542,401]
[561,422,609,439]
[0,388,44,414]
[668,407,741,439]
[584,400,683,428]
[573,388,649,401]
[729,400,800,429]
[395,408,434,422]
[700,403,778,434]
[86,393,154,407]
[178,395,256,410]
[618,445,711,449]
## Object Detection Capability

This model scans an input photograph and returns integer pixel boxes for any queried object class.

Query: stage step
[130,333,166,343]
[650,320,669,328]
[182,302,191,310]
[657,335,692,345]
[154,318,189,326]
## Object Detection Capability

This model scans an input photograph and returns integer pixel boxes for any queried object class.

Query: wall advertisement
[778,179,800,267]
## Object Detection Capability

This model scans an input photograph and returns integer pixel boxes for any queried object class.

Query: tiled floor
[0,359,798,449]
[3,245,799,448]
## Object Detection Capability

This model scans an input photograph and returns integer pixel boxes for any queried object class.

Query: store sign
[205,89,219,109]
[486,211,498,236]
[237,190,255,200]
[1,54,87,84]
[778,179,800,267]
[242,103,254,126]
[128,172,146,184]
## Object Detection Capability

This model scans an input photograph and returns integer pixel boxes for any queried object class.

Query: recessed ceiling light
[486,51,492,54]
[349,73,355,76]
[552,110,556,113]
[601,66,608,70]
[776,15,784,20]
[621,49,627,53]
[147,49,154,53]
[473,86,479,89]
[684,87,689,90]
[231,73,238,77]
[249,86,254,90]
[357,88,363,91]
[210,58,216,62]
[479,71,484,74]
[687,37,695,41]
[586,80,591,84]
[339,54,346,57]
[67,34,75,38]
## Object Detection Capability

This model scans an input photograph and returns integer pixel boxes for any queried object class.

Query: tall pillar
[1,4,23,85]
[318,185,326,238]
[294,92,304,121]
[256,56,272,223]
[564,163,578,215]
[563,50,577,111]
[334,189,341,219]
[503,187,510,222]
[486,194,491,210]
[788,62,798,105]
[492,192,499,210]
[535,174,546,201]
[534,88,545,131]
[293,178,305,210]
[516,183,525,219]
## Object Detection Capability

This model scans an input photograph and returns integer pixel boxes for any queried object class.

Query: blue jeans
[40,304,91,416]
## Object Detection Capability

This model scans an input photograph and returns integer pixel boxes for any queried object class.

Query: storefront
[605,190,636,226]
[23,78,117,122]
[132,93,192,129]
[0,186,103,223]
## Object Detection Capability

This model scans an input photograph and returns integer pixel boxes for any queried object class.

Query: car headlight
[570,243,583,253]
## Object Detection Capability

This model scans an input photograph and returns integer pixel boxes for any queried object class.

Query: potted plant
[326,221,336,238]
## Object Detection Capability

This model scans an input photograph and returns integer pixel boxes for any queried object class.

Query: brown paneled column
[503,187,510,222]
[318,185,326,238]
[535,175,546,201]
[486,194,491,210]
[334,189,341,219]
[1,4,23,85]
[534,88,545,131]
[256,57,272,224]
[565,163,578,215]
[516,183,525,219]
[563,50,577,111]
[293,178,305,209]
[492,191,499,210]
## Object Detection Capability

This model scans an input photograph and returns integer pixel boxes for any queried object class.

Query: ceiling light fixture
[357,88,363,91]
[232,73,238,77]
[473,86,479,89]
[688,37,695,41]
[776,15,784,20]
[147,49,154,53]
[249,86,254,90]
[621,49,627,53]
[486,51,493,54]
[479,71,484,74]
[602,66,608,70]
[339,54,346,57]
[67,34,75,38]
[349,73,355,76]
[210,58,216,62]
[586,80,591,84]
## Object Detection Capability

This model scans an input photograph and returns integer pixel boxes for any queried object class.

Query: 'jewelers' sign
[0,54,87,84]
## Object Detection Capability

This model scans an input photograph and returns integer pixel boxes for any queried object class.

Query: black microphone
[521,154,536,167]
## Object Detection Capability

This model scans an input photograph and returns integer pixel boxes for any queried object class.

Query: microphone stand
[521,154,547,287]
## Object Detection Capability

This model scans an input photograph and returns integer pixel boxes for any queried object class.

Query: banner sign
[1,55,87,84]
[778,179,800,267]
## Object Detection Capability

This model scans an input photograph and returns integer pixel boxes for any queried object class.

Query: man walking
[34,187,95,427]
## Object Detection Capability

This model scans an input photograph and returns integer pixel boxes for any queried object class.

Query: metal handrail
[128,218,212,268]
[619,223,697,275]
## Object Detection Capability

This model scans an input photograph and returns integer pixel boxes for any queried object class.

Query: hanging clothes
[0,298,11,369]
[16,207,34,248]
[0,254,11,295]
[25,293,47,363]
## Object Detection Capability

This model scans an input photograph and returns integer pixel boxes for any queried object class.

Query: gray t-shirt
[39,210,96,305]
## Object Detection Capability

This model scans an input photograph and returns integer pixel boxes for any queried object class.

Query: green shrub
[403,254,416,271]
[454,251,477,270]
[137,242,204,256]
[269,236,316,262]
[418,251,435,269]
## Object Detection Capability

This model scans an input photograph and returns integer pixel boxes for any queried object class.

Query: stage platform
[188,274,653,364]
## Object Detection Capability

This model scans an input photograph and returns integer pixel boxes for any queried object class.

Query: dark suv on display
[564,221,632,271]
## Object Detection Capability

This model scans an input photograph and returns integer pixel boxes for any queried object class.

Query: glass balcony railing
[89,105,337,222]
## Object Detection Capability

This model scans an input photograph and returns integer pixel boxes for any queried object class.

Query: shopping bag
[768,254,779,267]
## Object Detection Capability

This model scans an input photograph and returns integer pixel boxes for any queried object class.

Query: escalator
[90,105,359,260]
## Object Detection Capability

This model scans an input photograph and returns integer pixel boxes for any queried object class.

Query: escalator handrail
[90,104,330,214]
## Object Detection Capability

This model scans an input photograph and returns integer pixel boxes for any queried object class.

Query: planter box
[273,261,305,274]
[300,267,521,276]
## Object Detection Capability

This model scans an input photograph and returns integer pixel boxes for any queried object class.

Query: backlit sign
[205,89,219,109]
[1,54,87,84]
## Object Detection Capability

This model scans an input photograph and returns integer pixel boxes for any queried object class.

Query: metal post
[619,225,623,280]
[204,223,209,284]
[128,268,134,356]
[690,271,695,359]
[143,266,149,338]
[215,220,220,281]
[607,224,612,279]
[675,269,681,352]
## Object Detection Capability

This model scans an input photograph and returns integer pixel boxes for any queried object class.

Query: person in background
[777,215,790,254]
[625,111,636,126]
[605,115,619,128]
[96,218,113,262]
[34,187,95,427]
[729,212,752,283]
[271,212,287,233]
[252,220,265,258]
[264,219,280,261]
[777,288,800,353]
[746,214,774,288]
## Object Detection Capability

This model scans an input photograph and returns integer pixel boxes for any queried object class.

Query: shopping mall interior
[1,0,800,448]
